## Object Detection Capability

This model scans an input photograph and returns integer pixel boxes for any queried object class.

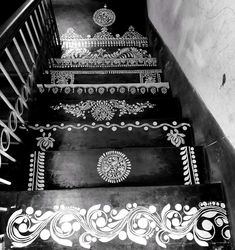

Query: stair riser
[37,86,171,99]
[0,184,231,249]
[20,120,194,149]
[29,98,182,123]
[23,146,207,190]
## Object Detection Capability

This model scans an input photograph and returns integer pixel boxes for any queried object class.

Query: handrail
[0,0,41,54]
[0,0,61,186]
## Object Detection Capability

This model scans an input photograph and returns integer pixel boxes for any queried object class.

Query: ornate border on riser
[49,69,162,85]
[50,57,157,68]
[6,202,230,248]
[61,26,149,49]
[27,146,198,191]
[37,82,170,96]
[27,120,191,150]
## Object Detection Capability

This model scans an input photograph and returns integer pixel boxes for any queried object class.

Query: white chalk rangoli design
[6,202,230,249]
[51,47,156,68]
[36,132,55,151]
[93,4,116,28]
[166,128,186,147]
[97,151,131,183]
[51,100,155,121]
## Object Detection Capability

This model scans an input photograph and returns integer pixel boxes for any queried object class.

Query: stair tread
[8,146,208,190]
[0,183,232,249]
[28,97,182,123]
[18,118,195,149]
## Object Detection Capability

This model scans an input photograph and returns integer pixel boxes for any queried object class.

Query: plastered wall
[147,0,235,148]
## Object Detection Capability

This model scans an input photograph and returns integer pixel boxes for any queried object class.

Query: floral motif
[51,100,155,121]
[6,202,230,249]
[97,151,131,183]
[167,129,186,147]
[36,132,55,151]
[93,27,114,39]
[51,71,74,84]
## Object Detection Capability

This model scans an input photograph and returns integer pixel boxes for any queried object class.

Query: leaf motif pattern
[28,152,45,191]
[180,147,200,185]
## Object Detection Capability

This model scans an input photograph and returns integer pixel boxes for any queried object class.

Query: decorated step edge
[5,201,231,249]
[61,26,149,49]
[21,120,193,150]
[27,146,201,191]
[49,69,162,85]
[49,47,157,69]
[61,4,149,49]
[37,82,170,96]
[2,185,232,249]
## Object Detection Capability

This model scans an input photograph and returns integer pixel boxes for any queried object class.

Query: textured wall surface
[146,1,235,246]
[147,0,235,148]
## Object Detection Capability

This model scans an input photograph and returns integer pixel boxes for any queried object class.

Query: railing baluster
[13,37,31,73]
[40,1,55,53]
[30,15,41,45]
[46,5,59,47]
[38,3,50,40]
[43,0,56,43]
[0,207,8,211]
[0,126,16,166]
[5,48,26,85]
[19,29,35,65]
[47,0,60,44]
[0,0,61,188]
[0,150,16,162]
[0,120,21,143]
[25,21,38,54]
[0,178,11,185]
[0,62,28,109]
[34,9,43,36]
[37,4,54,60]
[41,0,48,19]
[0,91,24,124]
[38,4,45,27]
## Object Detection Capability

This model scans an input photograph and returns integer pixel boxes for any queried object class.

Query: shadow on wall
[52,0,147,37]
[146,18,235,248]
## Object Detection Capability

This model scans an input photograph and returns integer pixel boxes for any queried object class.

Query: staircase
[0,2,233,249]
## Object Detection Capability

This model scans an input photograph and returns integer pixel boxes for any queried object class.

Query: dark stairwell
[0,0,234,249]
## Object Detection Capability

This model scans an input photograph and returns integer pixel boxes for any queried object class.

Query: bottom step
[0,183,232,249]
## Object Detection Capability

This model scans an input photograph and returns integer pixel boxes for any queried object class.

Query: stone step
[10,146,208,190]
[48,68,163,85]
[28,98,182,123]
[18,119,195,150]
[36,81,171,99]
[49,48,157,70]
[0,183,232,249]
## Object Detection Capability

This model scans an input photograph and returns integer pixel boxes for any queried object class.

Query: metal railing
[0,0,60,186]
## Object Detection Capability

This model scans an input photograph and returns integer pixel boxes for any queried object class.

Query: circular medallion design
[93,5,116,28]
[90,101,115,121]
[97,151,131,183]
